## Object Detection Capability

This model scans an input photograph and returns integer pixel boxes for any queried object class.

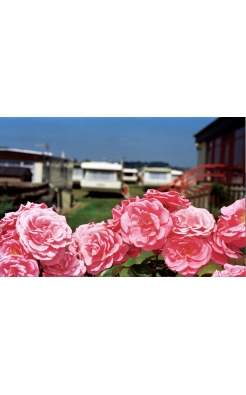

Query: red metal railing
[157,164,226,195]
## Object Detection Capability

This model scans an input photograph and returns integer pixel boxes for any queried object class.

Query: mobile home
[80,161,129,198]
[122,168,138,184]
[142,167,183,190]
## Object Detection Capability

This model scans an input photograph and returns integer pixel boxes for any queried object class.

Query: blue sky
[0,117,217,168]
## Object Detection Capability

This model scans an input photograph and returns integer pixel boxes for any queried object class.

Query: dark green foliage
[0,195,14,219]
[209,183,232,220]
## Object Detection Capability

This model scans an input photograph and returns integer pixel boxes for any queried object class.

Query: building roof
[194,117,245,142]
[143,167,171,172]
[0,148,72,163]
[81,161,123,170]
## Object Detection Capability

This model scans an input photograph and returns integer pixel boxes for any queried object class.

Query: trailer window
[86,170,116,181]
[148,172,167,180]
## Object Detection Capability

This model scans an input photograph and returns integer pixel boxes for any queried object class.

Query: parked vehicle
[122,168,138,184]
[80,161,129,198]
[142,167,183,190]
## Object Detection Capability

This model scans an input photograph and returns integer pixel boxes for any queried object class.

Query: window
[0,160,21,166]
[86,170,116,181]
[214,137,221,164]
[233,127,245,166]
[207,141,213,163]
[73,168,82,177]
[148,172,168,180]
[223,134,231,165]
[235,126,245,138]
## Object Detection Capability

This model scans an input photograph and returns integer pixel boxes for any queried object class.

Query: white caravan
[80,161,129,198]
[122,168,138,183]
[142,167,183,190]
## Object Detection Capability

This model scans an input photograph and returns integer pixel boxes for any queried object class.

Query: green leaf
[98,264,123,277]
[119,267,136,277]
[131,263,152,277]
[155,260,166,271]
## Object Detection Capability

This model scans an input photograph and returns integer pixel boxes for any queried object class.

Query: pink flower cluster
[0,202,85,277]
[0,191,245,277]
[212,264,246,277]
[105,190,244,276]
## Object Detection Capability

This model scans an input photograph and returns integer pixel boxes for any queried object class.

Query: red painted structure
[157,164,226,195]
[157,118,245,207]
[194,117,245,187]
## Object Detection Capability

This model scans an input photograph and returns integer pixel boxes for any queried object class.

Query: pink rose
[16,207,72,261]
[220,197,245,219]
[143,189,191,212]
[208,227,243,265]
[216,198,245,248]
[0,254,39,277]
[120,197,173,251]
[0,239,32,259]
[126,243,142,258]
[41,248,86,277]
[212,264,246,277]
[70,222,129,275]
[0,201,48,246]
[69,222,97,257]
[0,226,19,246]
[107,198,137,232]
[111,243,142,265]
[0,212,20,246]
[162,235,212,276]
[171,205,215,238]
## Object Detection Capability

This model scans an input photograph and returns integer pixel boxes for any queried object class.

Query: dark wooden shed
[0,166,32,183]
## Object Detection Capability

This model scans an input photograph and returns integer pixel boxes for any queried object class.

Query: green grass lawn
[64,185,144,231]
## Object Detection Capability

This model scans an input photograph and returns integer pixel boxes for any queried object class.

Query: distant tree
[124,161,170,169]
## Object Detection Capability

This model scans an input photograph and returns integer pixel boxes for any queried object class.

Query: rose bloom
[0,213,21,246]
[208,226,243,265]
[111,243,142,265]
[107,198,137,232]
[212,264,246,277]
[0,239,33,259]
[216,198,245,248]
[162,235,212,276]
[126,243,142,258]
[171,205,215,238]
[69,222,98,257]
[143,189,191,212]
[0,254,39,277]
[69,222,129,275]
[0,227,19,246]
[0,202,48,246]
[120,197,173,251]
[41,248,86,277]
[16,207,72,261]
